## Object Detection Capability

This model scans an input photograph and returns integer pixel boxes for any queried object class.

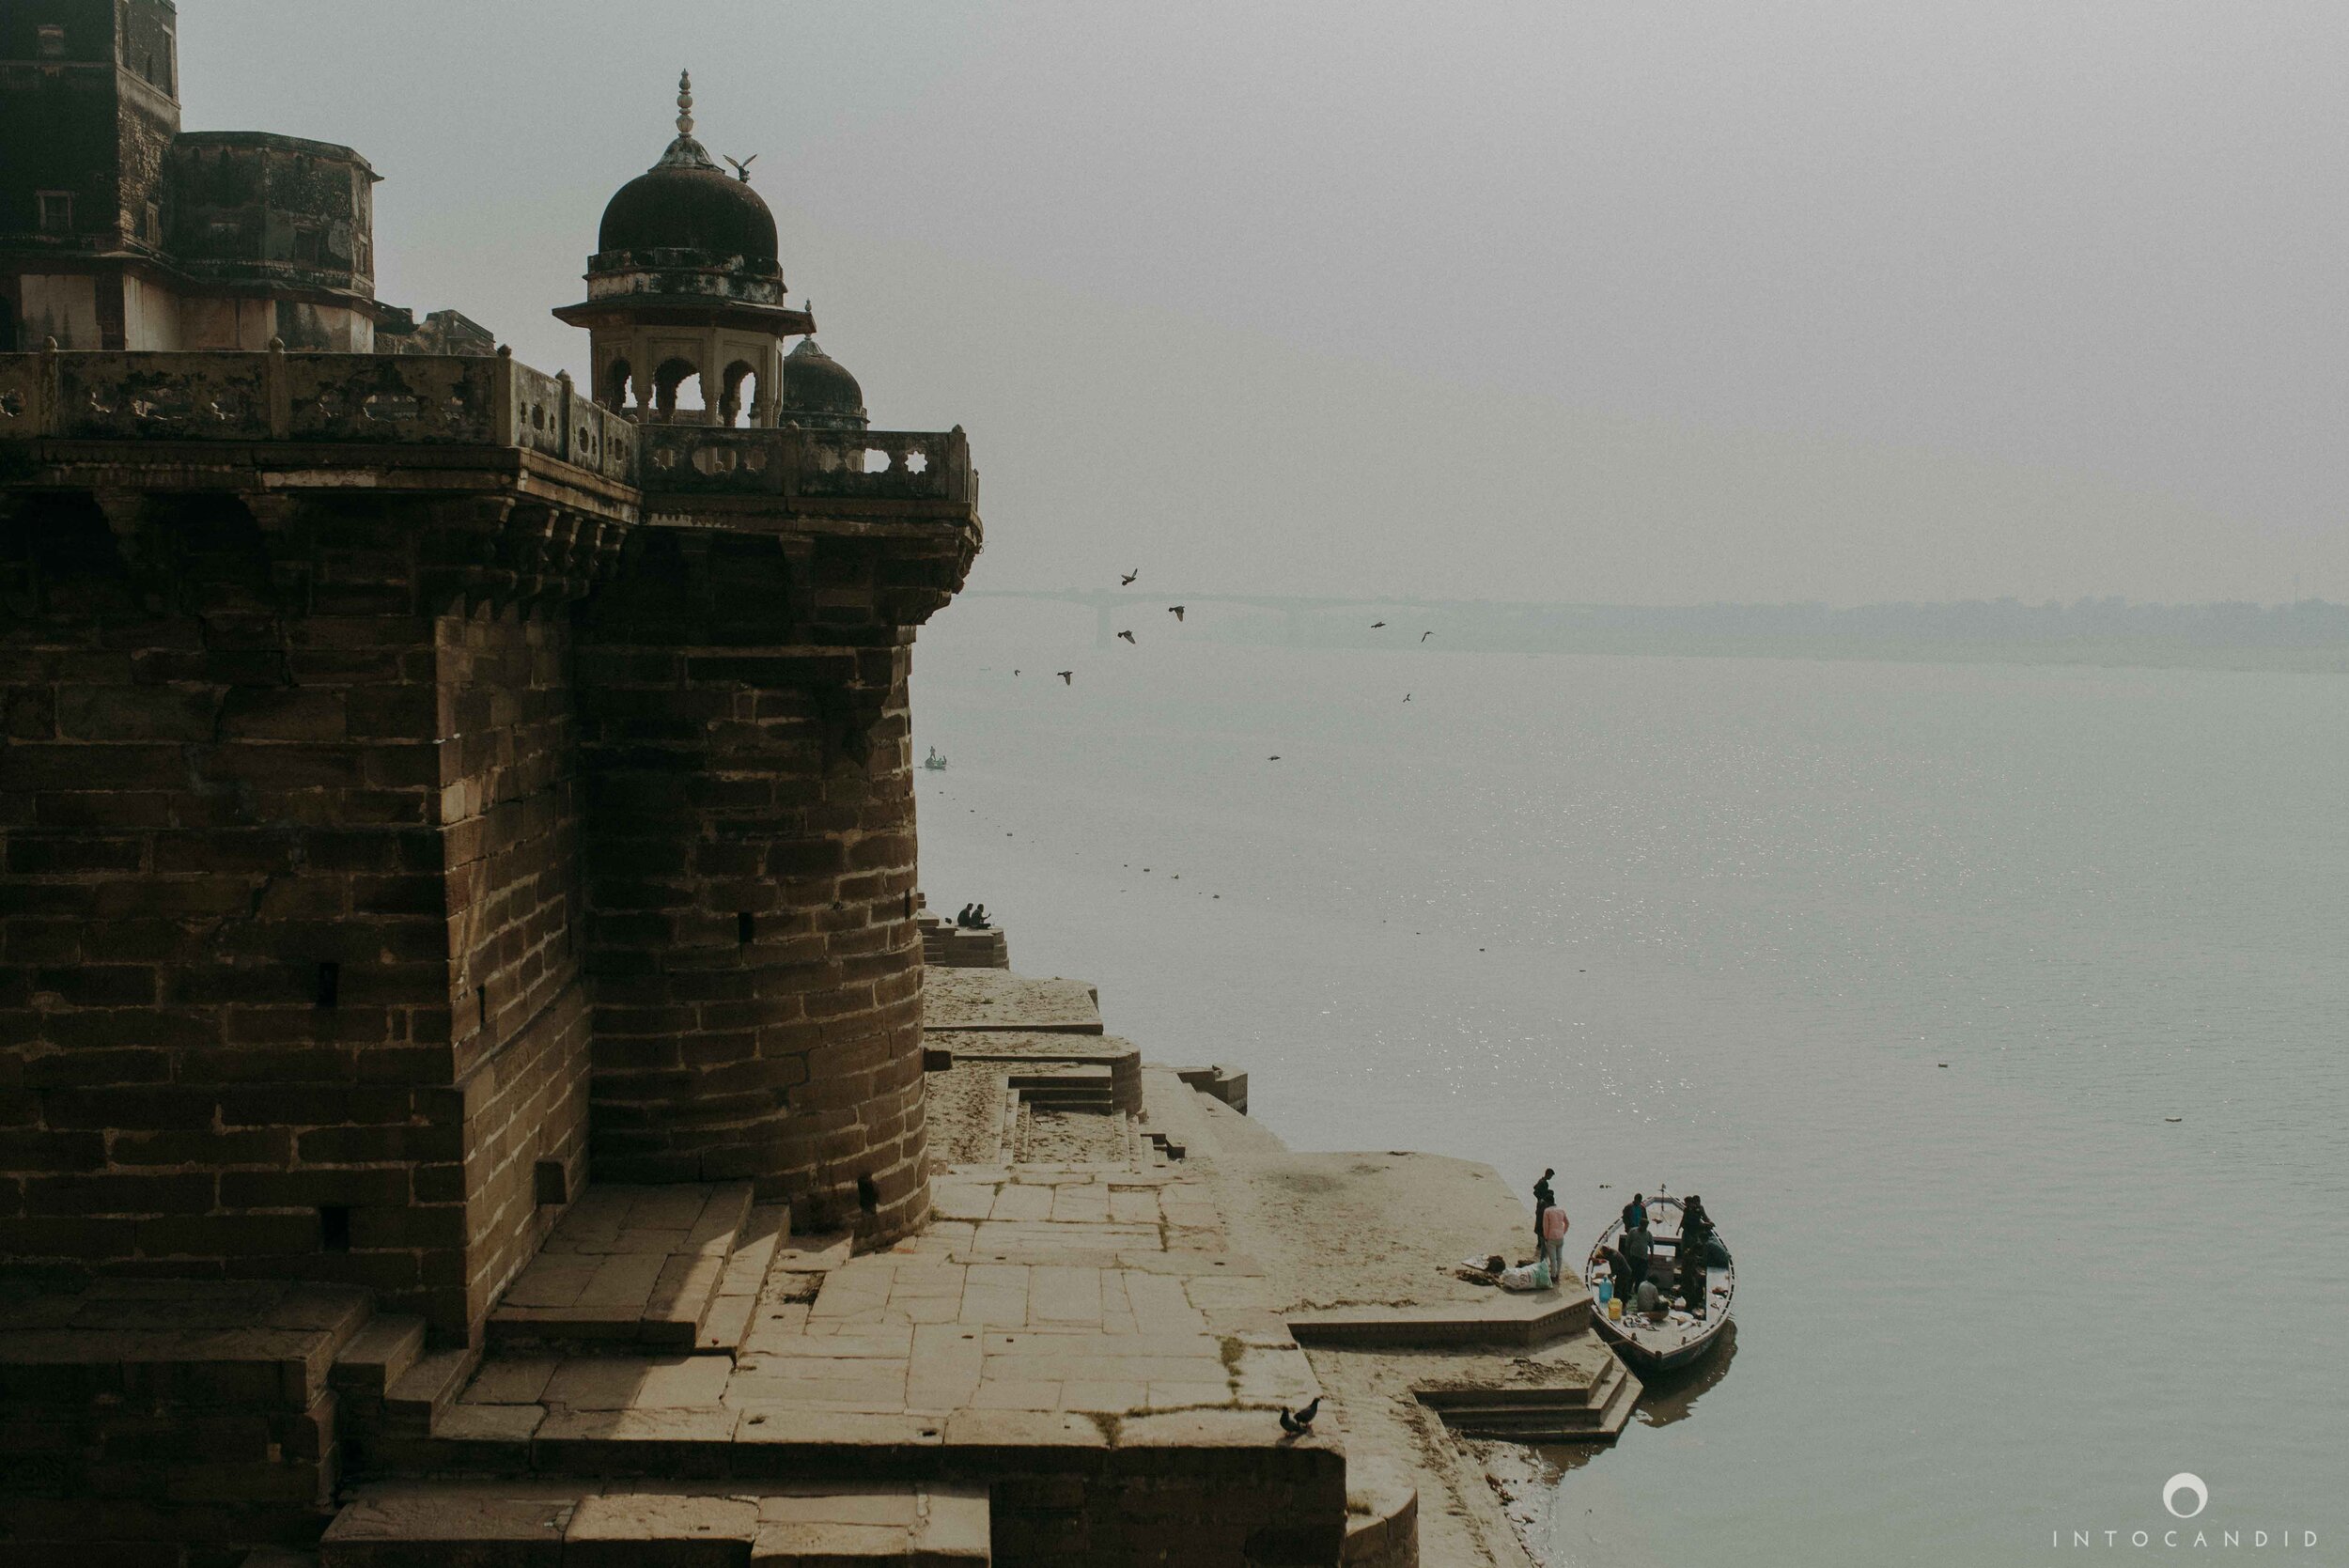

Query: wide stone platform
[1134,1063,1634,1568]
[923,971,1106,1034]
[323,1479,990,1566]
[334,1045,1349,1565]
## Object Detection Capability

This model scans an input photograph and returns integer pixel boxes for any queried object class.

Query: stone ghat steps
[1411,1355,1641,1443]
[486,1183,760,1352]
[1005,1068,1116,1113]
[320,1479,988,1566]
[1285,1287,1592,1351]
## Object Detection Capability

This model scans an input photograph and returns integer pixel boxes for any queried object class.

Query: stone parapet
[0,348,978,524]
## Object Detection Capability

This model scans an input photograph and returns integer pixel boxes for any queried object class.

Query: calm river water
[910,618,2347,1566]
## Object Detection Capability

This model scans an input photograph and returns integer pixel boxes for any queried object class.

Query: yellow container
[1607,1297,1623,1321]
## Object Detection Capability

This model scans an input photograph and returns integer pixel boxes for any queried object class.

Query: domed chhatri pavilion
[781,336,869,429]
[556,72,869,430]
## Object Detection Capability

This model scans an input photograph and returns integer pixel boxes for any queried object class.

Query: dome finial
[654,69,720,171]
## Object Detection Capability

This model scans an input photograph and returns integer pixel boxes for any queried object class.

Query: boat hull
[1592,1306,1731,1373]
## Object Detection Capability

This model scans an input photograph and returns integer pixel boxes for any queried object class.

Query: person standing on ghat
[1532,1167,1556,1249]
[1540,1195,1572,1284]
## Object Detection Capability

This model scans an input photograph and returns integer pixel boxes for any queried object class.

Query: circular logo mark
[2163,1473,2209,1520]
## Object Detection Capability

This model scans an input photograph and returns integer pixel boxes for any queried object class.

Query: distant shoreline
[957,591,2349,674]
[1199,627,2349,675]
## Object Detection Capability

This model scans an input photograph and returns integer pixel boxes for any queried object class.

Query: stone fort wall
[0,492,593,1341]
[0,465,968,1343]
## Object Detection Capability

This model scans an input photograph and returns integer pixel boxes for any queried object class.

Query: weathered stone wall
[0,1278,366,1566]
[166,132,377,306]
[0,490,592,1343]
[431,603,588,1335]
[577,529,931,1240]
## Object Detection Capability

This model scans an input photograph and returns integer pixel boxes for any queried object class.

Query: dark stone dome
[597,163,778,266]
[781,339,867,428]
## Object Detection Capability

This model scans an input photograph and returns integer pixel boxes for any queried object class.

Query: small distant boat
[922,747,949,771]
[1586,1194,1735,1374]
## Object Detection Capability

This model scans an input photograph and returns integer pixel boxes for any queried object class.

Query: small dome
[598,163,778,267]
[591,72,781,279]
[781,339,867,429]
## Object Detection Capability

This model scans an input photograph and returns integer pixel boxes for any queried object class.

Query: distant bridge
[964,587,1591,647]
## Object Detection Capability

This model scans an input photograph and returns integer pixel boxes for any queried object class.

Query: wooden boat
[1585,1194,1735,1374]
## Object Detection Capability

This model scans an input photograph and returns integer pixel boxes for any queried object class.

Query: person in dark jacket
[1620,1220,1653,1289]
[1676,1224,1711,1313]
[1621,1192,1648,1233]
[1532,1168,1556,1247]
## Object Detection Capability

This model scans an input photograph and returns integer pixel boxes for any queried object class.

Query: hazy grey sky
[192,3,2348,604]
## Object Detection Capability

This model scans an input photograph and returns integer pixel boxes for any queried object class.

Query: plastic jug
[1597,1279,1613,1305]
[1608,1296,1623,1321]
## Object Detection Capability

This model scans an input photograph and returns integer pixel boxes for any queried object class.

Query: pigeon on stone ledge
[1279,1397,1321,1435]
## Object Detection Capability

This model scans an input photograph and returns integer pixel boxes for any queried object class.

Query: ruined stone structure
[2,60,978,1349]
[0,0,474,352]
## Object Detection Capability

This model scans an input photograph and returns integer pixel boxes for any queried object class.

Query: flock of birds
[1016,568,1436,719]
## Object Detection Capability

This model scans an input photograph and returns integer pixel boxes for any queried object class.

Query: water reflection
[1532,1322,1740,1480]
[1626,1318,1738,1430]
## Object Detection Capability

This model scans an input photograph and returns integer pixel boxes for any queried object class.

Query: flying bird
[1168,605,1186,621]
[1268,754,1282,761]
[1056,671,1073,685]
[1403,693,1410,702]
[1117,629,1136,644]
[723,153,757,182]
[1278,1397,1321,1435]
[1120,568,1139,585]
[1372,620,1386,628]
[1013,670,1020,676]
[1420,630,1433,642]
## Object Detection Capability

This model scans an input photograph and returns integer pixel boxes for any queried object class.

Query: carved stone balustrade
[0,347,980,539]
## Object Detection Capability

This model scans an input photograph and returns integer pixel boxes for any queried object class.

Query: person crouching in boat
[1598,1240,1637,1308]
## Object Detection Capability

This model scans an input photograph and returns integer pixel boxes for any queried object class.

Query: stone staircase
[486,1183,760,1350]
[1410,1351,1640,1442]
[1005,1066,1115,1113]
[317,1197,1002,1564]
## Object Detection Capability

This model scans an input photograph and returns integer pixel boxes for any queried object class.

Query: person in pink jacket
[1539,1200,1571,1284]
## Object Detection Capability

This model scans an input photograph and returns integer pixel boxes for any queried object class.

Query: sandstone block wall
[0,491,590,1342]
[0,1269,372,1565]
[4,460,970,1339]
[430,606,589,1335]
[577,529,930,1242]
